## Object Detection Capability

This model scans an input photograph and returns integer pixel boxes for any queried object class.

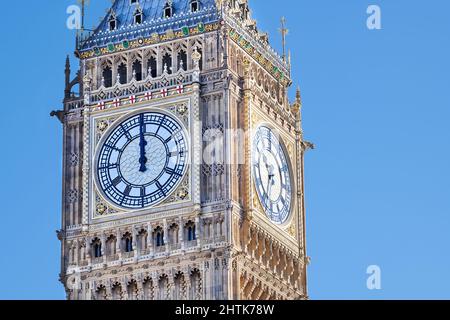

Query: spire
[77,0,90,32]
[279,17,289,62]
[292,86,302,114]
[296,87,301,103]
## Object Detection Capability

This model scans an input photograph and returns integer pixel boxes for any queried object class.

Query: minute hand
[139,115,148,172]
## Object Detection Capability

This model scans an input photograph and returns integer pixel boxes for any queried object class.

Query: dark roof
[80,0,219,51]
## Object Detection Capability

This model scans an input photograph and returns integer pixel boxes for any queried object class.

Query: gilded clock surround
[91,101,193,220]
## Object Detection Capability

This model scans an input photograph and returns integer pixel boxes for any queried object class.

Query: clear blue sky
[0,0,449,300]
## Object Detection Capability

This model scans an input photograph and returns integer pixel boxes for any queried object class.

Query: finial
[76,0,90,32]
[292,86,302,114]
[279,17,289,62]
[65,55,70,68]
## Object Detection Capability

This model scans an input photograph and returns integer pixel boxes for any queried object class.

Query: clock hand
[265,174,274,212]
[139,114,148,173]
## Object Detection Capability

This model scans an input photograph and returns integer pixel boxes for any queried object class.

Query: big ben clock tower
[55,0,310,300]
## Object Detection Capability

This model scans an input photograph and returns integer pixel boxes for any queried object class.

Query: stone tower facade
[56,0,310,300]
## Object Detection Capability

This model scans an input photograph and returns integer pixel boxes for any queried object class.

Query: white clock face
[96,112,188,209]
[253,126,292,224]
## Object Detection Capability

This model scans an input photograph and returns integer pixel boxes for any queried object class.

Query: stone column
[163,219,168,253]
[171,42,176,73]
[86,236,92,265]
[195,216,201,246]
[101,233,106,262]
[116,229,122,260]
[132,228,138,262]
[156,46,162,77]
[203,260,212,300]
[147,223,153,257]
[179,217,185,250]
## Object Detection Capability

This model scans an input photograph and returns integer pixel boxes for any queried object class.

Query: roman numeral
[164,136,173,144]
[112,176,122,186]
[105,144,122,152]
[155,116,166,135]
[99,163,118,170]
[123,185,132,196]
[165,168,181,176]
[156,181,166,197]
[120,125,132,140]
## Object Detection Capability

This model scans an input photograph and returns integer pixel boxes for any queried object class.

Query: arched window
[132,60,142,81]
[186,221,196,242]
[102,66,112,87]
[123,233,133,253]
[109,12,117,31]
[163,2,173,18]
[118,63,127,84]
[177,50,187,71]
[155,227,165,247]
[190,0,200,12]
[189,226,196,241]
[162,53,172,74]
[147,57,157,78]
[92,238,102,258]
[126,238,133,252]
[134,7,143,25]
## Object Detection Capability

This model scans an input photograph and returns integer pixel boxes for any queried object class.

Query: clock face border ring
[92,107,191,212]
[252,122,296,227]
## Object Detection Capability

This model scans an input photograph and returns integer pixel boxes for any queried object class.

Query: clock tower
[56,0,310,300]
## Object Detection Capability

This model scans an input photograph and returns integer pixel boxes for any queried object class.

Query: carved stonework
[59,0,308,301]
[288,224,296,239]
[161,172,191,205]
[93,192,119,218]
[168,102,189,127]
[94,115,120,146]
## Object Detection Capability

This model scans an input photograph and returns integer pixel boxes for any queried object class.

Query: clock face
[96,112,188,209]
[252,126,293,224]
